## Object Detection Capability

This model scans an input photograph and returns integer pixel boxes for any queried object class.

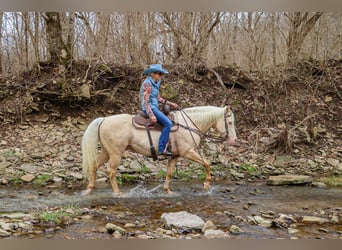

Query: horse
[81,105,237,196]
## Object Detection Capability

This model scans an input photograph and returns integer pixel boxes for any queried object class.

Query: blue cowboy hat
[143,64,169,75]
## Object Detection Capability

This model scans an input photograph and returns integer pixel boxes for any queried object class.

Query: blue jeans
[152,108,173,153]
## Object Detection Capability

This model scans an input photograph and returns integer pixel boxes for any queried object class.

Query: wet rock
[288,228,299,234]
[302,216,329,224]
[330,215,339,223]
[204,229,230,239]
[311,182,327,188]
[105,223,126,234]
[0,228,11,237]
[248,216,272,227]
[124,223,136,228]
[229,225,243,234]
[161,211,205,230]
[267,175,313,185]
[0,178,8,184]
[202,220,216,232]
[113,231,122,238]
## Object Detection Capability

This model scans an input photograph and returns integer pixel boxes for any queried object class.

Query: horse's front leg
[163,157,179,194]
[183,149,211,191]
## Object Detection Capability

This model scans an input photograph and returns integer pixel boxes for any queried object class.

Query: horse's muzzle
[227,137,238,145]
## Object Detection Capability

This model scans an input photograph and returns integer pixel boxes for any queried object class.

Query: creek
[1,181,342,239]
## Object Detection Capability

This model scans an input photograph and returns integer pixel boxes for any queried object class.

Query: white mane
[176,106,225,129]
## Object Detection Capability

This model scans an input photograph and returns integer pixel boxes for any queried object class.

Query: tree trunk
[42,12,72,66]
[286,12,323,64]
[271,13,276,66]
[0,13,3,74]
[23,13,29,69]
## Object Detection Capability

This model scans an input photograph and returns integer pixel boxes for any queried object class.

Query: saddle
[132,111,178,132]
[132,110,179,161]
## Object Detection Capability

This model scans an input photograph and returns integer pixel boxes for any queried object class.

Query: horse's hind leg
[84,149,109,195]
[163,157,179,194]
[183,149,211,191]
[107,155,122,196]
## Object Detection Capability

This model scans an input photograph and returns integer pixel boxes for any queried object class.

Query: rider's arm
[158,95,178,109]
[143,82,156,120]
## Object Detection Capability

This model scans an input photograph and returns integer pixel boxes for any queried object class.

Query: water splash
[125,183,166,198]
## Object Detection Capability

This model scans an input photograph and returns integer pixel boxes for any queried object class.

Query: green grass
[33,174,53,186]
[9,171,25,185]
[140,165,151,174]
[38,204,81,224]
[239,163,256,173]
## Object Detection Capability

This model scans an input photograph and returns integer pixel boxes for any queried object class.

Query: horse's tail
[82,117,104,179]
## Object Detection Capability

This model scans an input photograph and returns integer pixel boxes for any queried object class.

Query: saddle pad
[132,113,178,132]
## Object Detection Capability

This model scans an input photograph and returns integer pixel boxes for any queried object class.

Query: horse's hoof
[203,182,210,191]
[81,189,92,196]
[112,192,124,198]
[163,188,175,196]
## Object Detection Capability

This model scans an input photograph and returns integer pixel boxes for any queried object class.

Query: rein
[175,108,231,143]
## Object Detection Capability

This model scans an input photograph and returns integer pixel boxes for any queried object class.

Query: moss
[320,175,342,187]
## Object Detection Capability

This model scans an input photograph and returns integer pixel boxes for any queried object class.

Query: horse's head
[217,106,237,145]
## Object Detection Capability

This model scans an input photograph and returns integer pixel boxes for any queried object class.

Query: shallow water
[1,181,342,239]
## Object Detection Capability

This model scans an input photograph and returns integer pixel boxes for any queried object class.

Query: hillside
[0,60,341,185]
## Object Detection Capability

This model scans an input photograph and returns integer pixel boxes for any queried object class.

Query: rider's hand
[150,115,157,124]
[171,102,179,109]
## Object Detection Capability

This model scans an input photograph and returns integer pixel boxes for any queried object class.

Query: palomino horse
[81,105,237,195]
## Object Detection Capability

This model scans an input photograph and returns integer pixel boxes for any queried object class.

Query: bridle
[176,108,232,143]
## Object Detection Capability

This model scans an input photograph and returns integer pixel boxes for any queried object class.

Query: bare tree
[0,12,3,74]
[161,12,222,63]
[42,12,72,66]
[285,12,323,64]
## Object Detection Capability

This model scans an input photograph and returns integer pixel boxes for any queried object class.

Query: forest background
[0,12,341,156]
[0,12,340,73]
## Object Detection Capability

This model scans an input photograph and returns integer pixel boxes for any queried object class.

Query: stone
[161,211,205,230]
[21,174,36,182]
[327,158,339,167]
[202,220,216,232]
[20,163,38,174]
[311,182,327,189]
[0,228,10,237]
[267,175,313,185]
[105,223,126,234]
[0,161,11,170]
[273,155,294,168]
[204,229,230,239]
[124,223,136,228]
[288,228,299,234]
[302,216,329,224]
[229,225,243,234]
[66,171,83,180]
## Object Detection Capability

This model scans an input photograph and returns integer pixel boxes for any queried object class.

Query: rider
[140,64,179,156]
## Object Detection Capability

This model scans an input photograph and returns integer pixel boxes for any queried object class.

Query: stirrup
[159,150,174,157]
